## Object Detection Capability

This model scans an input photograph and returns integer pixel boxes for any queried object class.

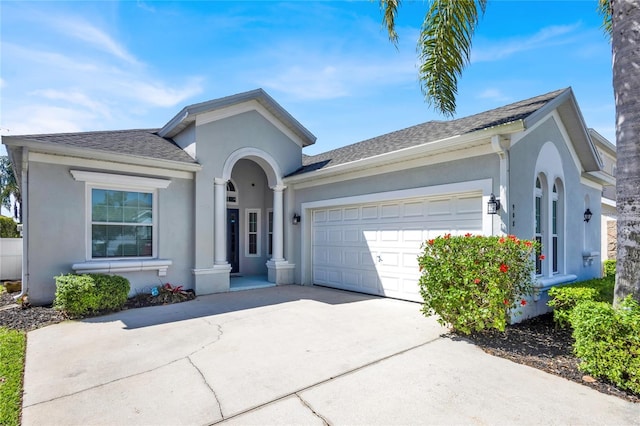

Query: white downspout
[15,147,28,301]
[491,135,510,235]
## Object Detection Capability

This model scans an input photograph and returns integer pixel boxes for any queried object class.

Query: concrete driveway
[22,285,639,425]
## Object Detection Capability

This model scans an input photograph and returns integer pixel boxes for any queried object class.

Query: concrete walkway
[22,286,639,425]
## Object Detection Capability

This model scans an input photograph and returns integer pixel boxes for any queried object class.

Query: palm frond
[418,0,486,116]
[380,0,401,46]
[598,0,612,38]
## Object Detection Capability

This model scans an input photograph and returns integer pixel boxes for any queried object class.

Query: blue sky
[0,1,614,156]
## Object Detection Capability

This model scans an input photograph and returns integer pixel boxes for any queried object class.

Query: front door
[227,208,239,273]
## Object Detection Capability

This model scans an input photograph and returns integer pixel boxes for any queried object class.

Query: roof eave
[2,137,202,172]
[285,120,525,184]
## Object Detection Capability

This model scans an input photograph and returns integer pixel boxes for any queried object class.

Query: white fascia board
[70,170,172,189]
[583,170,616,186]
[287,121,523,188]
[196,100,308,148]
[580,174,604,190]
[4,139,202,173]
[602,197,616,208]
[30,152,195,180]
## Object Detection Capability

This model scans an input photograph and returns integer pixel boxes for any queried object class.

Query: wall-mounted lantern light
[487,193,501,215]
[584,208,593,223]
[292,213,301,225]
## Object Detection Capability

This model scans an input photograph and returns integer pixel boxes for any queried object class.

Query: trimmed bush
[603,259,616,278]
[570,297,640,395]
[547,276,615,328]
[548,287,598,328]
[54,274,130,317]
[0,216,19,238]
[417,234,537,334]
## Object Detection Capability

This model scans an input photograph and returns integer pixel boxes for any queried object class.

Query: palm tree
[379,0,639,303]
[0,156,21,223]
[610,0,640,303]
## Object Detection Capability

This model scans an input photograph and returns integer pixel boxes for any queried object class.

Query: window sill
[72,259,172,276]
[535,274,578,292]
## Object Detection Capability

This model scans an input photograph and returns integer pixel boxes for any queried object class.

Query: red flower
[500,263,509,273]
[474,278,481,284]
[465,233,473,238]
[499,237,506,244]
[524,241,532,247]
[520,299,527,306]
[444,233,451,239]
[503,299,509,305]
[428,239,435,245]
[508,235,517,241]
[539,254,546,260]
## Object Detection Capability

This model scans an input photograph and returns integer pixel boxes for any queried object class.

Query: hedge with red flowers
[417,234,539,334]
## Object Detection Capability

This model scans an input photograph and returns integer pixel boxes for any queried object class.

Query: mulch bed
[0,288,637,403]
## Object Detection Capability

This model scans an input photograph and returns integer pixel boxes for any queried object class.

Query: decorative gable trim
[196,100,308,148]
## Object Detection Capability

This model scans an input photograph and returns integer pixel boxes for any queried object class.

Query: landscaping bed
[0,289,195,331]
[0,288,638,403]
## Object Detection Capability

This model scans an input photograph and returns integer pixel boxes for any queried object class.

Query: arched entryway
[212,148,293,287]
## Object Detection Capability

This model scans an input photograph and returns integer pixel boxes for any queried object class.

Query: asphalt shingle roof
[16,128,197,164]
[293,88,567,175]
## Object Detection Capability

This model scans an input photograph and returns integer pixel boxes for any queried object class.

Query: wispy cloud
[1,10,204,135]
[476,88,511,103]
[472,23,582,63]
[48,17,140,65]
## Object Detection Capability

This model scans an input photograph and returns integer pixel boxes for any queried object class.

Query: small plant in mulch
[125,283,195,308]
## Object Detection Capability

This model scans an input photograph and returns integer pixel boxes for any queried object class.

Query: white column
[214,178,227,265]
[271,184,286,262]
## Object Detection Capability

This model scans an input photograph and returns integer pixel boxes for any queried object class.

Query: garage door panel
[361,206,378,219]
[381,204,400,218]
[312,192,482,302]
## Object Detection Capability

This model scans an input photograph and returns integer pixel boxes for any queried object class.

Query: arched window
[535,176,544,275]
[552,184,558,273]
[226,179,238,205]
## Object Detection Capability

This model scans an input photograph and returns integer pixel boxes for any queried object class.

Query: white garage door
[312,192,483,302]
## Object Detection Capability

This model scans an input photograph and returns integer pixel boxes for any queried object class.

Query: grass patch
[0,327,26,426]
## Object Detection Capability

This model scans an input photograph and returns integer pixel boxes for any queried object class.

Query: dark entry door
[227,209,239,273]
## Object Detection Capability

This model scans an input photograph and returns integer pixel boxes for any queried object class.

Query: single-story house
[2,87,610,318]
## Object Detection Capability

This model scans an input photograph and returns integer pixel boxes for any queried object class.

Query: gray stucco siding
[27,161,86,304]
[509,116,601,281]
[195,110,302,176]
[156,176,195,291]
[292,154,499,206]
[26,161,196,303]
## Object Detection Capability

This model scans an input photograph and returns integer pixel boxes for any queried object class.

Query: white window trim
[70,170,172,275]
[245,208,261,257]
[267,208,273,256]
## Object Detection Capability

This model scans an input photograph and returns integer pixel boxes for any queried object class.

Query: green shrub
[570,297,640,395]
[0,216,19,238]
[54,274,130,317]
[548,287,598,328]
[547,275,615,328]
[603,259,616,278]
[417,234,537,334]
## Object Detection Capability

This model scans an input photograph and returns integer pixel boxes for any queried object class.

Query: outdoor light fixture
[292,213,301,225]
[584,208,593,223]
[487,193,501,215]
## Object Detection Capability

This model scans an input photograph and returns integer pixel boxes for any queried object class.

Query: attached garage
[310,191,484,302]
